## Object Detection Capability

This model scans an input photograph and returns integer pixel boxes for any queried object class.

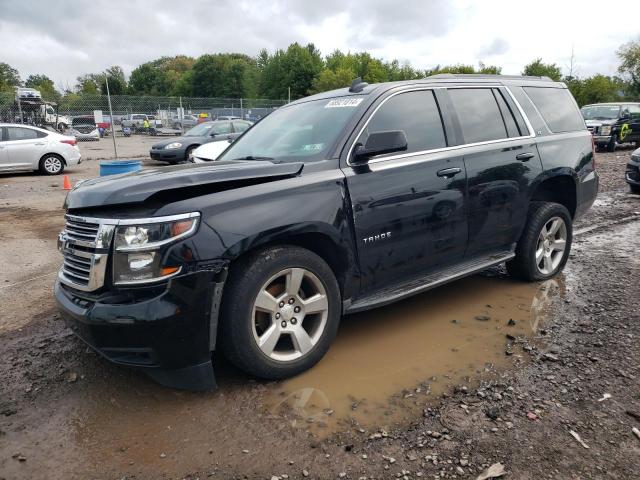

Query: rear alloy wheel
[39,154,65,175]
[534,216,568,275]
[507,202,572,281]
[220,246,341,379]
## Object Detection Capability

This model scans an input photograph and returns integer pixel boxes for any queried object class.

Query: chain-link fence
[1,90,286,134]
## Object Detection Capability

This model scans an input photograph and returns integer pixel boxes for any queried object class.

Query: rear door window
[448,88,509,144]
[628,104,640,120]
[6,127,40,141]
[523,87,585,133]
[358,90,447,157]
[211,122,232,135]
[232,121,252,133]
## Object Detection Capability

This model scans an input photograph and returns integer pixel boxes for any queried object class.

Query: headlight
[600,126,611,135]
[112,212,199,285]
[164,142,183,149]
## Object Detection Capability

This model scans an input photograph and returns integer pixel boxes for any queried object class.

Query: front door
[445,87,543,256]
[621,104,640,144]
[4,126,46,170]
[343,89,468,293]
[0,128,9,170]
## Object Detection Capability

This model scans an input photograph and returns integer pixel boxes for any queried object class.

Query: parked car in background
[121,114,163,132]
[189,139,232,163]
[171,114,198,130]
[626,146,640,193]
[0,123,81,175]
[54,75,597,390]
[69,116,100,141]
[216,115,241,121]
[149,120,252,164]
[581,103,640,152]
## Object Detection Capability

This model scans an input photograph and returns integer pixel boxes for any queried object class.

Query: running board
[345,250,515,314]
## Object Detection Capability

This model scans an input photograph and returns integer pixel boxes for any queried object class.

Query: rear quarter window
[523,87,585,133]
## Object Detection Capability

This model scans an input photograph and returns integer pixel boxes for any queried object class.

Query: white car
[190,139,232,163]
[0,124,82,175]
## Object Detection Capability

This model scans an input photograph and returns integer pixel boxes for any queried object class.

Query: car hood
[151,136,205,149]
[65,160,304,209]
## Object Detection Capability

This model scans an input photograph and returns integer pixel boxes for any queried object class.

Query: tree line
[1,39,639,106]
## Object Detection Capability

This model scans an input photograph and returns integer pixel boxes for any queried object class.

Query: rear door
[4,126,47,170]
[344,88,468,293]
[445,87,542,257]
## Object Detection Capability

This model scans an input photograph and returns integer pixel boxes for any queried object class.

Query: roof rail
[429,73,554,81]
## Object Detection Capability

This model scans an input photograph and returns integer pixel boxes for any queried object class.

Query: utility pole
[105,75,118,159]
[288,86,291,104]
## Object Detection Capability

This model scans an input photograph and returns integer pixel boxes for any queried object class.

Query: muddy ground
[1,148,639,479]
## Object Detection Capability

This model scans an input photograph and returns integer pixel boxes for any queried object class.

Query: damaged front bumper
[54,268,227,390]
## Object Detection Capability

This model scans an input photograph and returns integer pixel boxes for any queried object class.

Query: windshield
[581,105,620,120]
[218,96,364,163]
[184,122,215,136]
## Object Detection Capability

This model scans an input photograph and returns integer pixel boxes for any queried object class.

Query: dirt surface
[1,148,639,479]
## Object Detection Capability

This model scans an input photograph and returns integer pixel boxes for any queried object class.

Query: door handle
[516,152,535,162]
[437,167,462,178]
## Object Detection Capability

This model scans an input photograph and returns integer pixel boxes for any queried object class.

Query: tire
[606,134,617,152]
[39,154,65,175]
[184,145,197,161]
[219,245,341,380]
[507,202,572,282]
[630,184,640,195]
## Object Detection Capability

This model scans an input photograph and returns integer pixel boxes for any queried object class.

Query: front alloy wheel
[252,268,329,362]
[220,246,341,379]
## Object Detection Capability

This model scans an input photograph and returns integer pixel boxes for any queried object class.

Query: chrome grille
[58,215,116,292]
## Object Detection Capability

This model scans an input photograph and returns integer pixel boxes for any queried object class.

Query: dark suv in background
[55,75,598,390]
[581,102,640,151]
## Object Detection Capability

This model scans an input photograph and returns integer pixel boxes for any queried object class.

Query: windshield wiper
[230,155,274,161]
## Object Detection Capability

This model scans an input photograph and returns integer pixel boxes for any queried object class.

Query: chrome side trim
[346,85,535,167]
[346,252,515,314]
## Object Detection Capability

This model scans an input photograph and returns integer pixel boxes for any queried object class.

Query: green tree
[0,62,21,92]
[259,43,324,99]
[75,74,100,94]
[25,74,57,100]
[522,58,562,81]
[567,75,626,106]
[424,63,501,76]
[617,39,640,96]
[129,55,195,96]
[190,53,259,98]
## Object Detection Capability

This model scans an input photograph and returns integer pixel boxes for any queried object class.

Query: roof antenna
[349,77,368,93]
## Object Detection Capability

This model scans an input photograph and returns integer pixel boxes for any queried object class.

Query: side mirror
[353,130,407,163]
[620,110,630,119]
[209,132,217,137]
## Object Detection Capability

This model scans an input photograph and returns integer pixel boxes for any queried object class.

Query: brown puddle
[1,273,563,479]
[267,273,562,434]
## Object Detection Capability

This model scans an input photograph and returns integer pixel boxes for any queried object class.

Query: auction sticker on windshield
[325,98,363,108]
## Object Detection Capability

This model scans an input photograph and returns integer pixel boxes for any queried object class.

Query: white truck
[4,88,72,131]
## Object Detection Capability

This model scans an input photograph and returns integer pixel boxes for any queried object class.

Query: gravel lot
[0,147,639,479]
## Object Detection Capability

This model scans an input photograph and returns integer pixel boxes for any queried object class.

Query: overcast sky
[1,0,638,89]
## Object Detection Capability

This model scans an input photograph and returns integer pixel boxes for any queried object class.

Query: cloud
[477,38,510,58]
[0,0,637,89]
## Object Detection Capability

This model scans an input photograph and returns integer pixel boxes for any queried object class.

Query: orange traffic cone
[63,175,72,191]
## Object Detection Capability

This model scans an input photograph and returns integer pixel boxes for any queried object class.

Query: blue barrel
[99,160,142,176]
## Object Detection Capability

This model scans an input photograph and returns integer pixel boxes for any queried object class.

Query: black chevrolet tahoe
[55,75,598,390]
